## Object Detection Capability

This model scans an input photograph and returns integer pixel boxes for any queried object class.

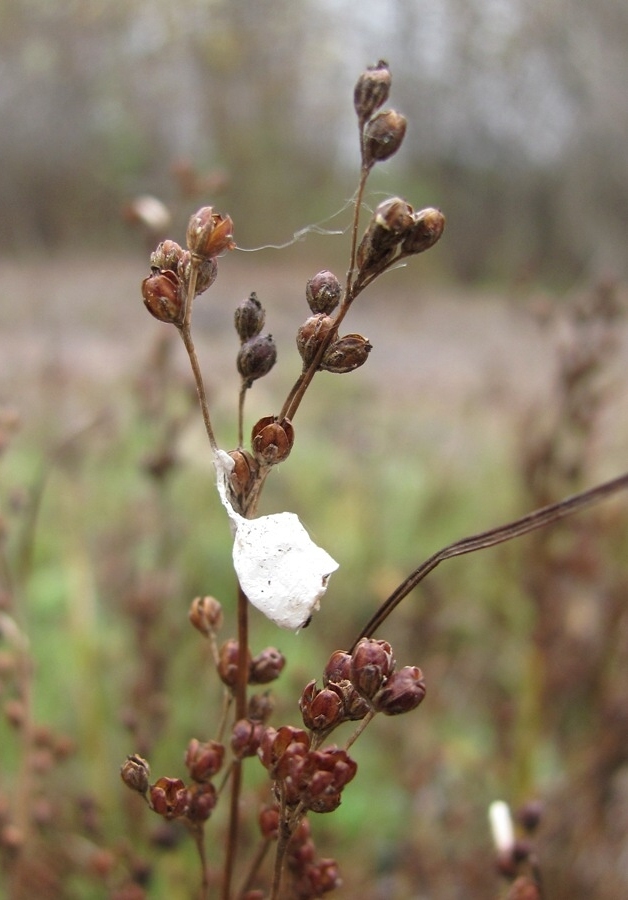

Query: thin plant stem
[279,166,370,423]
[222,581,250,900]
[238,382,247,449]
[179,323,218,453]
[352,470,628,648]
[344,709,376,751]
[236,838,273,899]
[188,822,210,900]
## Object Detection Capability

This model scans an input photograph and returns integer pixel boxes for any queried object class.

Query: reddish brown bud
[320,333,372,374]
[227,449,259,512]
[354,60,391,129]
[184,738,225,782]
[231,718,265,759]
[296,747,358,812]
[217,639,252,689]
[516,800,543,833]
[248,691,275,723]
[185,782,217,822]
[296,315,336,368]
[305,270,342,315]
[177,251,218,296]
[186,206,235,259]
[249,647,286,684]
[149,777,187,819]
[362,109,407,167]
[356,197,414,273]
[372,665,426,715]
[120,754,150,794]
[308,858,342,894]
[141,269,184,324]
[150,240,184,272]
[401,208,445,256]
[259,805,280,840]
[323,650,353,684]
[258,725,310,775]
[251,416,295,466]
[189,595,224,636]
[350,638,395,700]
[300,681,345,732]
[237,334,277,387]
[234,292,265,342]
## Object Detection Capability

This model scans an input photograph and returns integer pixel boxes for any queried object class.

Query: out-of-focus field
[1,252,628,899]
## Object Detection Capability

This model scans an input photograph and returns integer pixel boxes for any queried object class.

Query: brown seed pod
[141,269,184,324]
[227,448,259,511]
[372,665,426,715]
[296,315,335,367]
[186,206,235,259]
[251,416,295,466]
[305,270,342,315]
[150,239,185,272]
[237,334,277,387]
[354,60,391,130]
[356,197,414,273]
[234,292,265,342]
[177,251,219,296]
[320,334,372,374]
[401,207,446,256]
[362,109,407,167]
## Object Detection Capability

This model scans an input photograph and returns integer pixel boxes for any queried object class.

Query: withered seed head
[217,639,252,689]
[296,314,336,368]
[234,292,265,342]
[120,754,151,794]
[362,109,407,168]
[251,416,295,466]
[227,449,259,511]
[186,782,218,823]
[150,239,185,272]
[250,647,286,684]
[354,60,392,130]
[356,197,414,273]
[149,777,188,819]
[401,207,446,256]
[184,738,225,782]
[248,691,275,723]
[141,269,184,325]
[320,334,372,374]
[177,252,218,296]
[189,595,224,635]
[231,718,265,759]
[237,334,277,387]
[186,206,235,259]
[299,680,346,732]
[350,638,396,700]
[305,270,342,315]
[372,665,426,715]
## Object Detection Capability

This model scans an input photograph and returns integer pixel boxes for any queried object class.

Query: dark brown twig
[352,471,628,648]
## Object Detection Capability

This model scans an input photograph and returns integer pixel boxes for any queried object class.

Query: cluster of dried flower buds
[217,639,286,689]
[297,270,372,376]
[141,207,234,325]
[120,739,225,825]
[299,639,426,735]
[258,726,357,814]
[353,60,406,170]
[355,197,445,287]
[234,292,278,387]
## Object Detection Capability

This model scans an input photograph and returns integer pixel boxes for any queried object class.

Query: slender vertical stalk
[222,582,249,900]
